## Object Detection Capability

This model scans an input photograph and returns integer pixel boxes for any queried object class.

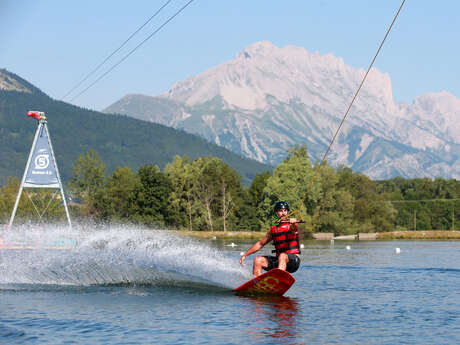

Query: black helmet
[274,201,290,213]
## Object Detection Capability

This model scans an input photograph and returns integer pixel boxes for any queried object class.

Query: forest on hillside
[1,146,458,235]
[0,88,270,186]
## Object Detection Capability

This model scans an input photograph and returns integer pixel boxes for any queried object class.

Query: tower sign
[8,111,71,228]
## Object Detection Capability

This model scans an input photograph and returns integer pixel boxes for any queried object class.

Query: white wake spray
[0,224,251,288]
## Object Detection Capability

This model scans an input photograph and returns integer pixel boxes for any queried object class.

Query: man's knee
[254,256,268,267]
[278,253,289,263]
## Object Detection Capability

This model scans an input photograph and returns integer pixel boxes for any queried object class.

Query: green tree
[0,177,66,224]
[217,161,242,232]
[165,155,197,230]
[131,164,173,226]
[236,171,272,231]
[107,166,136,220]
[0,177,22,223]
[247,171,271,208]
[337,167,396,232]
[261,146,320,228]
[183,157,244,231]
[90,166,137,222]
[69,149,106,200]
[192,157,225,231]
[312,163,354,234]
[376,177,460,231]
[0,179,11,223]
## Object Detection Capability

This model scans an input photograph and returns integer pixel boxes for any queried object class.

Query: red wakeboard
[233,268,295,296]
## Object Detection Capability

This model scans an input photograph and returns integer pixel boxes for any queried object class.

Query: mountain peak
[161,41,394,113]
[236,40,278,59]
[414,91,459,111]
[408,91,460,142]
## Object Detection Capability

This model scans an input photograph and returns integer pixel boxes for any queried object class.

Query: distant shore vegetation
[1,146,458,235]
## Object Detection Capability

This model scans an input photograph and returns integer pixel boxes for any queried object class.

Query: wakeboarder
[239,201,301,277]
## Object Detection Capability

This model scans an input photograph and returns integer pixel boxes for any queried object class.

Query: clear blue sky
[1,0,458,111]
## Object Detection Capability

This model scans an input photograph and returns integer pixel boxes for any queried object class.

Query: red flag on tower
[27,111,43,120]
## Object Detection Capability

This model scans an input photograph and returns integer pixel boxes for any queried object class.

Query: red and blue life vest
[271,222,301,256]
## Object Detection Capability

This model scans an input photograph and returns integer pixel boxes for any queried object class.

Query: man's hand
[239,254,247,266]
[289,219,300,235]
[280,217,298,223]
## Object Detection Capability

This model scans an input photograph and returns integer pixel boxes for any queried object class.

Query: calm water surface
[1,226,460,344]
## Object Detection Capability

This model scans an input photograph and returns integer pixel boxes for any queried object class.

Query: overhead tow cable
[62,0,174,100]
[289,0,406,220]
[69,0,195,103]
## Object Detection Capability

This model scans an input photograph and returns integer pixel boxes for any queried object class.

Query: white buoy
[395,247,401,254]
[226,242,237,247]
[300,244,305,249]
[346,245,351,250]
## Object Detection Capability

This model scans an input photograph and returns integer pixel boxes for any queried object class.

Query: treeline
[1,146,459,233]
[376,177,459,230]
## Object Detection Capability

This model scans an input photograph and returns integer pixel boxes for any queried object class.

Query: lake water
[1,225,460,344]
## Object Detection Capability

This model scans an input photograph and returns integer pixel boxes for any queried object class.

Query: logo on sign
[34,154,50,169]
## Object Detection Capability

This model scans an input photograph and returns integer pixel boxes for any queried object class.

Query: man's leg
[253,256,269,277]
[277,253,289,271]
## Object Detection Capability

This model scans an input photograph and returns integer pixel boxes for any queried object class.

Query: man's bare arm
[239,231,272,266]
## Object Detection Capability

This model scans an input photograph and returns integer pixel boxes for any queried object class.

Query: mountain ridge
[105,41,460,179]
[0,69,271,186]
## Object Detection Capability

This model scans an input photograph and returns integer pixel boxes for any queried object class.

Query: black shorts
[263,253,300,273]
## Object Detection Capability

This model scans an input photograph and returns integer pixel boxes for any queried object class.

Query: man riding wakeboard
[239,201,301,277]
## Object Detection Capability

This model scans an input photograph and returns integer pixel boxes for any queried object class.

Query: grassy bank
[378,230,460,240]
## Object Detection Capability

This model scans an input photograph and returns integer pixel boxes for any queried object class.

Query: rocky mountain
[105,41,460,179]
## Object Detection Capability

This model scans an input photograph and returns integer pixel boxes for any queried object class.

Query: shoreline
[377,230,460,240]
[177,231,267,240]
[177,230,460,241]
